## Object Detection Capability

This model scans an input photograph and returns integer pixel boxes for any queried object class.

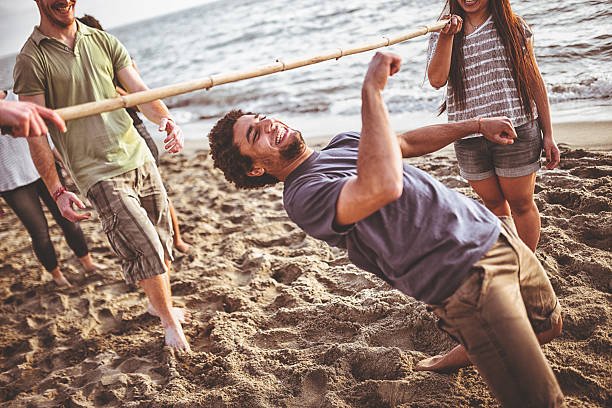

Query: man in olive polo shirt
[14,0,191,352]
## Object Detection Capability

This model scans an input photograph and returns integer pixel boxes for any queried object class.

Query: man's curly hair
[208,109,279,189]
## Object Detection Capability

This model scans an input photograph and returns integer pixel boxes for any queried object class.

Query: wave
[1,0,609,120]
[548,76,612,103]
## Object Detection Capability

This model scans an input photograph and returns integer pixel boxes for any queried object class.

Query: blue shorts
[454,120,543,181]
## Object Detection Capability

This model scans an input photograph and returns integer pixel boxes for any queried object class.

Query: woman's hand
[543,134,560,169]
[439,14,463,36]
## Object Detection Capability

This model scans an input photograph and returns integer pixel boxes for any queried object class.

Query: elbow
[388,181,404,202]
[427,68,447,89]
[428,77,447,89]
[376,178,404,205]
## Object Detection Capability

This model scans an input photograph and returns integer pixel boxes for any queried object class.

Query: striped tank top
[0,90,46,192]
[428,16,537,138]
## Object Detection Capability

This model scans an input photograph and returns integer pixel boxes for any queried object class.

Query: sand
[0,123,610,407]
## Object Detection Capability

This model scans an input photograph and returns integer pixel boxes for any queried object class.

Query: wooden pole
[55,20,448,121]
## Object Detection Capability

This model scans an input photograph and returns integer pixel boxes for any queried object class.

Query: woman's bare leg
[499,173,539,251]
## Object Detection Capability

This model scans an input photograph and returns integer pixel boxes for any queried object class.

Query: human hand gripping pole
[438,14,463,36]
[159,117,184,154]
[363,51,402,92]
[53,185,91,222]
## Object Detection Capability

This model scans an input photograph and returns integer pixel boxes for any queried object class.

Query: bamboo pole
[56,20,448,122]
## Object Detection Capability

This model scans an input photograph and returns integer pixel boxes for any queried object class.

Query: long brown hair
[440,0,542,118]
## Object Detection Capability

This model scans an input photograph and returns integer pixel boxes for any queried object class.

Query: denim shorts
[454,120,543,180]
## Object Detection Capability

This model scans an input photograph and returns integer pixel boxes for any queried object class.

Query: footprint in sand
[291,369,329,407]
[348,347,405,381]
[272,263,304,285]
[89,307,123,334]
[541,189,611,214]
[569,165,612,179]
[554,365,609,404]
[562,300,607,341]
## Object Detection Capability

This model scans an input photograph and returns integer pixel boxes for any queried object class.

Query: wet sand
[0,121,610,407]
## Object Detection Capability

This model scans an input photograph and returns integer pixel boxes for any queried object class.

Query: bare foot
[164,322,191,353]
[79,255,106,273]
[147,303,191,324]
[83,262,107,273]
[51,269,72,287]
[174,240,192,254]
[415,344,471,373]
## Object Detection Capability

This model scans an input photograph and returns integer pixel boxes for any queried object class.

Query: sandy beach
[0,119,610,407]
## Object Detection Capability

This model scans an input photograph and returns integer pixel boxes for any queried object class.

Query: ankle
[79,254,93,266]
[50,267,62,278]
[161,317,181,330]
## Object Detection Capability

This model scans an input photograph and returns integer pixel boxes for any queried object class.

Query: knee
[551,315,563,338]
[30,231,52,249]
[539,315,563,344]
[482,198,509,215]
[507,197,536,215]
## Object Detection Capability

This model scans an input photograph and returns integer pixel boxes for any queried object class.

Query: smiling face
[232,113,306,177]
[36,0,77,28]
[456,0,490,15]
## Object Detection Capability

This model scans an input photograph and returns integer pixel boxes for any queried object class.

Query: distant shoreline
[149,103,612,157]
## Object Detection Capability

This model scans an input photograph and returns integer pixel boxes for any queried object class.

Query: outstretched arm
[0,99,65,138]
[398,117,517,158]
[335,52,404,226]
[427,15,463,89]
[116,66,184,153]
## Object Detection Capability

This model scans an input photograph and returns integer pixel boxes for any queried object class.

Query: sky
[0,0,215,57]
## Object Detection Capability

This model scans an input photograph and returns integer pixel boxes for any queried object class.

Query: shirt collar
[30,26,49,46]
[30,20,94,46]
[75,20,96,37]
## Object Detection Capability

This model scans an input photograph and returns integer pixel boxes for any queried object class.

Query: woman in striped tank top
[427,0,560,251]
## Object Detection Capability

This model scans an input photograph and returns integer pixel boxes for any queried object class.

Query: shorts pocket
[444,269,485,319]
[515,120,541,143]
[101,213,141,260]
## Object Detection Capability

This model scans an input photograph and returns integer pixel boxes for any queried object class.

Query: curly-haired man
[208,52,564,406]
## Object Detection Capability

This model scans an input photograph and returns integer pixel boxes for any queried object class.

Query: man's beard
[280,130,306,161]
[41,3,75,28]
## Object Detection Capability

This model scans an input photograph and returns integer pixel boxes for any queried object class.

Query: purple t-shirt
[283,132,500,304]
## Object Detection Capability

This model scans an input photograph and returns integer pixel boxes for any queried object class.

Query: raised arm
[398,116,517,158]
[116,66,184,153]
[427,15,463,89]
[334,52,404,227]
[19,94,90,222]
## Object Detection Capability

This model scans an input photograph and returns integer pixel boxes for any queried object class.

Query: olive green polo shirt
[13,21,152,194]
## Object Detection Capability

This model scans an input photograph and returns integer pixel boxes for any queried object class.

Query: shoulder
[16,37,43,62]
[326,131,360,150]
[14,44,45,74]
[92,28,120,45]
[283,166,350,235]
[515,15,533,39]
[81,23,124,47]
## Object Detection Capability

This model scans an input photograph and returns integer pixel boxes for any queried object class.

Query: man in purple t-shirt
[206,52,564,406]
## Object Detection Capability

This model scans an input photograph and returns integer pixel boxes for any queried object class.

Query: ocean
[1,0,610,138]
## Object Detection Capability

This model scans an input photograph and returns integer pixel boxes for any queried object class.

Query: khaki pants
[429,217,564,407]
